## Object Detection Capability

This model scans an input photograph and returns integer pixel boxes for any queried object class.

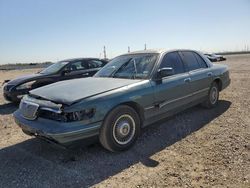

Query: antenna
[103,46,107,59]
[144,43,147,50]
[128,46,130,53]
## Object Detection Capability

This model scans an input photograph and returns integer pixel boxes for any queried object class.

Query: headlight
[39,108,95,122]
[16,81,36,90]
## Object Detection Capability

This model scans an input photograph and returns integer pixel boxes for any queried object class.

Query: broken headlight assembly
[39,108,96,122]
[63,108,95,122]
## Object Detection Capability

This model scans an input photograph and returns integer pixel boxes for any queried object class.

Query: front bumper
[13,110,102,145]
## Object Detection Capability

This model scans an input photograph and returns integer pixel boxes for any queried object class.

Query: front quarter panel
[64,80,154,124]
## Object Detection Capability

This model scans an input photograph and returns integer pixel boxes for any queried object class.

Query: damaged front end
[20,95,96,123]
[14,94,102,146]
[19,95,63,120]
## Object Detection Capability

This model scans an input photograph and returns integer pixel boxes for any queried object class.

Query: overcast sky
[0,0,249,64]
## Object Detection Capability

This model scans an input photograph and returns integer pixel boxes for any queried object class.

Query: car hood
[8,73,45,85]
[29,77,143,105]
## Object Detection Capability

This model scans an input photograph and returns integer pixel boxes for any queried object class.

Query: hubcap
[113,114,136,145]
[210,86,218,104]
[117,122,130,136]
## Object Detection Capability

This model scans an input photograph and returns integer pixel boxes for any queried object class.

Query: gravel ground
[0,55,249,188]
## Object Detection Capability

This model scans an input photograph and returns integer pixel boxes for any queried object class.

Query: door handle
[82,73,89,76]
[184,78,191,83]
[207,72,213,77]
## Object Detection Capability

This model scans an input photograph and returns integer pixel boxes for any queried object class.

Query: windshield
[40,61,69,74]
[95,54,158,79]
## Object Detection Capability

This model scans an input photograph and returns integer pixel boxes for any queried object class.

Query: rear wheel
[202,82,219,108]
[99,105,140,152]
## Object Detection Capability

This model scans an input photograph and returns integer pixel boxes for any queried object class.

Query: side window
[160,52,185,74]
[66,61,89,71]
[88,60,104,69]
[181,51,200,71]
[193,53,208,68]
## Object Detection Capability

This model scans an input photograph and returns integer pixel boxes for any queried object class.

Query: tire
[99,105,141,152]
[202,82,219,108]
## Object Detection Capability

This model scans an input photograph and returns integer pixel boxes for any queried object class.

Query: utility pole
[128,46,130,53]
[103,46,107,59]
[144,43,147,50]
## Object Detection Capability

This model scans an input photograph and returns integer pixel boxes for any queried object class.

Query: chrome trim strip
[144,105,155,110]
[144,87,210,110]
[40,107,62,114]
[192,87,210,95]
[159,93,193,108]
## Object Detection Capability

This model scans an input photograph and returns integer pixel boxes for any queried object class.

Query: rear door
[149,52,192,119]
[180,51,212,101]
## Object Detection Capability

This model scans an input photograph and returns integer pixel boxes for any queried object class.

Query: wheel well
[120,101,144,125]
[214,78,222,91]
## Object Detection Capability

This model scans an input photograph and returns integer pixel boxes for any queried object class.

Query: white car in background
[204,53,226,62]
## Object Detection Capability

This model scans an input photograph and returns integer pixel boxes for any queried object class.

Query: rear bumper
[13,110,102,145]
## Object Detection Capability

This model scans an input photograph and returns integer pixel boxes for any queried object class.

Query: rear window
[194,53,208,68]
[181,51,200,71]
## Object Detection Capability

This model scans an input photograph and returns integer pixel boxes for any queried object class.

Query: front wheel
[99,105,140,152]
[202,82,219,108]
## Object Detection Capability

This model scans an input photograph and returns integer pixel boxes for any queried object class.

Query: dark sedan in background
[3,58,107,102]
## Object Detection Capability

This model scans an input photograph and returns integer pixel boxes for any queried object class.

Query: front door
[146,52,192,120]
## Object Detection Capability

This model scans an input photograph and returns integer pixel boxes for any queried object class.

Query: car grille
[20,100,39,120]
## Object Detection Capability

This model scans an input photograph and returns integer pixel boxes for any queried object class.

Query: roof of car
[123,49,198,55]
[125,49,166,54]
[60,57,106,62]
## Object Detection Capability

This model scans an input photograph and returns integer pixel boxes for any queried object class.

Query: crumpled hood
[30,77,143,105]
[8,73,44,85]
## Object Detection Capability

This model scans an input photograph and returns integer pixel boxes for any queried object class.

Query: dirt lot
[0,55,249,188]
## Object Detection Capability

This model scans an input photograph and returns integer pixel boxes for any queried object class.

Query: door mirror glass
[157,67,174,79]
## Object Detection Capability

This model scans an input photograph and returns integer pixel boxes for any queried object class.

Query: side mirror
[157,67,174,79]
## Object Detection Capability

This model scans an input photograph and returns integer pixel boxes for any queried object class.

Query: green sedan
[13,49,230,152]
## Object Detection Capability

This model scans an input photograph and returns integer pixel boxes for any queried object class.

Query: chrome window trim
[188,67,209,74]
[160,72,190,81]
